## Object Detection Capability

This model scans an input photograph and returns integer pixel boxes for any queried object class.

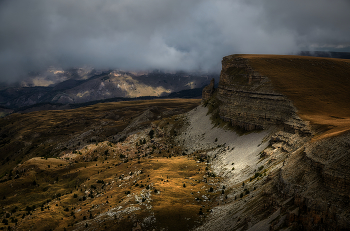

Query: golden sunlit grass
[140,157,219,230]
[0,149,218,230]
[238,54,350,139]
[0,99,223,230]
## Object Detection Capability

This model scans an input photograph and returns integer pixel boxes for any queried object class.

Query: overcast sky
[1,0,350,82]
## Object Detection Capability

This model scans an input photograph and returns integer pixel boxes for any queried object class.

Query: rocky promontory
[200,54,350,230]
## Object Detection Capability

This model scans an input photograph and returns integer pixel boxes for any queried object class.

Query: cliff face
[276,131,350,230]
[201,54,350,230]
[215,55,310,134]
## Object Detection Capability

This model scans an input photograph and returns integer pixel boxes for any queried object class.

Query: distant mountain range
[0,69,218,115]
[297,51,350,59]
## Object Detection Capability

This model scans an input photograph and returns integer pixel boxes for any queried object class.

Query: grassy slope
[0,99,201,178]
[0,141,218,230]
[0,98,227,230]
[240,54,350,139]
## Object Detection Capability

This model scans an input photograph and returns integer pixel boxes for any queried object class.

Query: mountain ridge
[198,54,350,230]
[0,70,217,110]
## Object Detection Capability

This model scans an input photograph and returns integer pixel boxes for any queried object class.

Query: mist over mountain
[0,68,217,113]
[1,0,350,83]
[297,51,350,59]
[1,0,350,229]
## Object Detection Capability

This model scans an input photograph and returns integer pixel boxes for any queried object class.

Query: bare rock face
[205,55,311,135]
[199,54,350,230]
[273,131,350,230]
[202,78,215,103]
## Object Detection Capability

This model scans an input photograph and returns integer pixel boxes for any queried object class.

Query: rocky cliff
[201,54,350,230]
[202,78,215,102]
[213,55,311,135]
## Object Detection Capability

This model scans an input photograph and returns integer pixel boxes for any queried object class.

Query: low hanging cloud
[0,0,349,82]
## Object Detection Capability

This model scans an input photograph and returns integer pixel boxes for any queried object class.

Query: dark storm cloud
[1,0,349,82]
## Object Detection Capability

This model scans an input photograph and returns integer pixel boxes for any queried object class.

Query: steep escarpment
[199,54,350,230]
[208,54,350,138]
[214,56,311,135]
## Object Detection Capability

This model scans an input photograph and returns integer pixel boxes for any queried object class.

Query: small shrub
[149,130,154,139]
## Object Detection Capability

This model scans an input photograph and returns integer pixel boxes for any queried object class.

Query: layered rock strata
[215,55,310,135]
[274,131,350,230]
[200,54,350,230]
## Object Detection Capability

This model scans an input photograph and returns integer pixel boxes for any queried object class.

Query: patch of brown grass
[0,98,201,177]
[0,154,217,230]
[0,109,224,230]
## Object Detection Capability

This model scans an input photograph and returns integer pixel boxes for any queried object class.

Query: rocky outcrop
[206,55,311,135]
[202,78,215,102]
[305,133,350,196]
[200,54,350,230]
[274,131,350,230]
